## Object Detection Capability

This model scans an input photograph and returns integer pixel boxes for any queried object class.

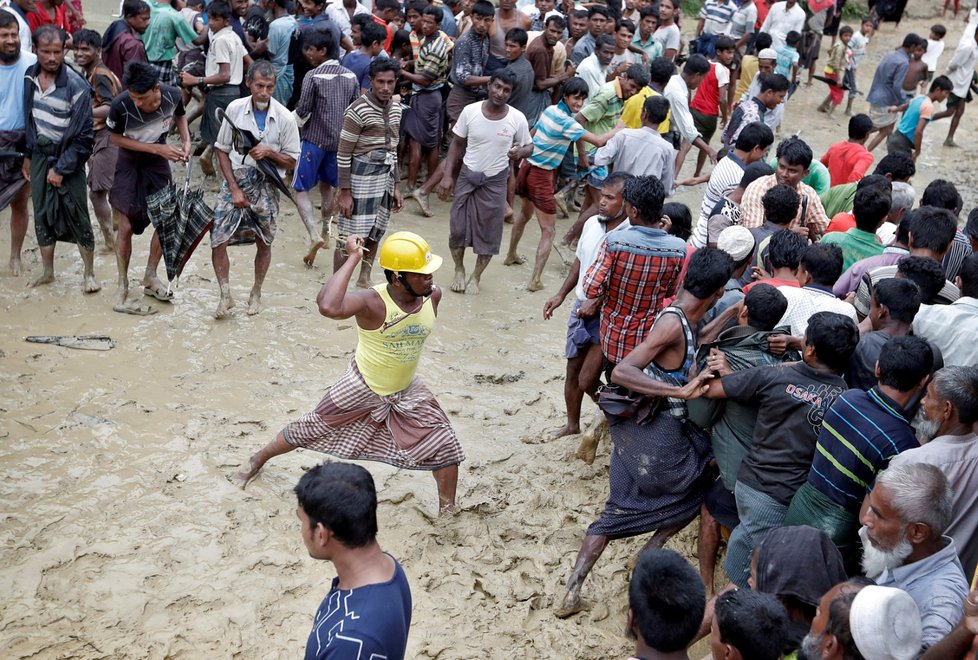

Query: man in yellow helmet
[230,231,464,513]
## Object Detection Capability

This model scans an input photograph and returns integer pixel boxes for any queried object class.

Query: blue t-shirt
[896,94,933,141]
[0,52,37,131]
[774,44,799,79]
[527,101,587,170]
[304,557,412,660]
[341,51,372,91]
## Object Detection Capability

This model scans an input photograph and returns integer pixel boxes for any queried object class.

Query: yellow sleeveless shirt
[354,284,436,396]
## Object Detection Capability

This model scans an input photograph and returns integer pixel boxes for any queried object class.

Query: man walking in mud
[231,231,465,513]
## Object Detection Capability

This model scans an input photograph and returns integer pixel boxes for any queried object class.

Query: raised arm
[317,236,384,322]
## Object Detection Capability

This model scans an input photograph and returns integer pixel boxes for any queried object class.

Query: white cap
[758,48,778,60]
[850,586,922,660]
[717,225,755,261]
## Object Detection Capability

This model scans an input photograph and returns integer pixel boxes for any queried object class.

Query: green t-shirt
[820,182,857,218]
[144,1,198,63]
[819,228,885,271]
[580,80,624,152]
[767,157,831,196]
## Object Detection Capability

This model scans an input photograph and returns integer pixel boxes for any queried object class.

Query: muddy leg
[228,430,295,488]
[555,534,610,618]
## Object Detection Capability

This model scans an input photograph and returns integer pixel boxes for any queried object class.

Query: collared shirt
[207,26,246,86]
[25,62,93,177]
[663,74,700,143]
[579,79,624,148]
[582,225,687,364]
[527,101,586,170]
[337,92,402,188]
[867,48,911,107]
[144,0,199,62]
[693,152,745,248]
[215,96,300,175]
[526,35,554,88]
[946,35,978,97]
[103,22,148,85]
[571,32,596,65]
[820,141,874,186]
[699,0,736,35]
[295,60,359,151]
[449,29,490,92]
[890,434,978,580]
[739,173,830,235]
[325,0,370,40]
[575,215,630,300]
[876,537,969,650]
[853,264,961,319]
[412,31,452,91]
[806,387,916,509]
[620,85,672,131]
[944,230,974,282]
[593,126,676,194]
[833,247,909,296]
[775,285,859,337]
[722,96,769,148]
[912,297,978,367]
[575,53,611,99]
[820,227,885,272]
[759,1,805,50]
[631,32,663,62]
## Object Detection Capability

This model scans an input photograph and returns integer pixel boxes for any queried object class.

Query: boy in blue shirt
[775,30,801,86]
[886,75,952,161]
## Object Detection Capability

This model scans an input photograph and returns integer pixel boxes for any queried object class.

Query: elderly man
[212,61,299,319]
[860,463,970,650]
[0,10,35,275]
[22,26,96,292]
[889,365,978,580]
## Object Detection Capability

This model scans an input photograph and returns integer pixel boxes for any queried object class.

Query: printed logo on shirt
[784,382,845,433]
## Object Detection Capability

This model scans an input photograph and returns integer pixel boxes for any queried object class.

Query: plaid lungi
[148,60,179,88]
[337,152,397,242]
[211,167,279,247]
[283,360,464,471]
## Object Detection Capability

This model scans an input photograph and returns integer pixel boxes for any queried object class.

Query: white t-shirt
[453,102,532,177]
[575,216,630,299]
[760,1,805,50]
[729,3,757,40]
[776,285,858,337]
[922,38,945,72]
[610,50,636,69]
[206,26,246,86]
[653,24,681,55]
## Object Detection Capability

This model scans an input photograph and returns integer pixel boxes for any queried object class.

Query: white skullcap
[850,586,922,660]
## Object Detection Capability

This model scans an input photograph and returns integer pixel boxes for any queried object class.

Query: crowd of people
[3,0,978,657]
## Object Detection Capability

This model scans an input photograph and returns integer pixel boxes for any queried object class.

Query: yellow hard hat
[379,231,443,274]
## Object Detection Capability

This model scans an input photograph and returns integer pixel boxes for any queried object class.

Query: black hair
[616,18,636,33]
[684,54,711,76]
[776,135,813,169]
[785,30,801,47]
[545,14,567,30]
[768,229,806,270]
[206,0,232,20]
[360,21,388,48]
[595,34,616,52]
[304,27,338,59]
[921,179,963,216]
[715,589,788,660]
[931,23,948,38]
[879,335,935,391]
[588,5,610,20]
[902,33,926,49]
[896,256,946,304]
[759,72,790,94]
[294,462,378,548]
[629,549,706,652]
[422,5,444,23]
[123,0,151,18]
[639,6,657,21]
[642,95,670,125]
[0,10,17,29]
[873,152,916,181]
[762,184,800,226]
[716,35,737,53]
[623,175,666,225]
[872,277,921,323]
[752,32,773,52]
[123,61,160,93]
[649,57,677,86]
[930,75,953,92]
[505,27,528,47]
[562,76,590,99]
[805,312,860,372]
[471,0,495,18]
[735,121,775,152]
[571,8,589,20]
[489,67,518,89]
[351,13,374,29]
[848,113,873,140]
[824,591,862,660]
[72,28,102,49]
[368,56,401,78]
[390,29,411,55]
[966,208,978,241]
[625,62,650,88]
[739,161,775,188]
[905,206,957,254]
[375,0,401,11]
[959,252,978,298]
[32,25,66,47]
[744,283,789,331]
[603,171,634,189]
[856,173,892,193]
[801,243,844,286]
[839,25,854,36]
[684,248,734,299]
[662,202,692,241]
[853,185,892,232]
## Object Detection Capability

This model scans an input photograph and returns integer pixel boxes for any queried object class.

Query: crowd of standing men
[3,0,978,658]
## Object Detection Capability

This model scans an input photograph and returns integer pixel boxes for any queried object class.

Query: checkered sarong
[147,60,179,88]
[336,153,396,242]
[282,360,464,471]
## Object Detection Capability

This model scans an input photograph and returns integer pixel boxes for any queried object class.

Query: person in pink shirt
[820,114,875,186]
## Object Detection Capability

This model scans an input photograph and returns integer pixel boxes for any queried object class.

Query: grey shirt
[876,536,969,650]
[571,32,596,65]
[593,126,676,194]
[890,434,978,580]
[866,48,911,107]
[504,56,537,125]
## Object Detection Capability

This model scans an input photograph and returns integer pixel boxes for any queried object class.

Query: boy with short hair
[817,25,851,117]
[342,21,387,93]
[775,30,800,85]
[886,75,953,161]
[630,7,661,63]
[920,24,947,92]
[844,17,874,115]
[690,36,736,177]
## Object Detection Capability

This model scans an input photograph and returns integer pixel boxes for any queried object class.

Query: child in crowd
[818,25,851,117]
[775,30,800,87]
[921,24,947,92]
[843,16,874,115]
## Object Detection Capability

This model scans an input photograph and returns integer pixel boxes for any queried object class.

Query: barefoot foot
[303,237,326,267]
[82,274,101,293]
[527,278,545,292]
[9,257,22,276]
[450,268,466,293]
[355,273,371,288]
[554,586,586,619]
[551,424,581,439]
[247,287,262,316]
[464,276,480,295]
[27,269,55,288]
[503,253,526,266]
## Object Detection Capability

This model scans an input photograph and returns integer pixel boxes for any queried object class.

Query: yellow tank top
[354,284,436,396]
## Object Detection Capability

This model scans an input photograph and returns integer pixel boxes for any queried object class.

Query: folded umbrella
[146,160,214,282]
[215,107,296,205]
[812,74,852,90]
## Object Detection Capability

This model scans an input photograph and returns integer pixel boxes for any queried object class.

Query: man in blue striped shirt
[784,335,934,573]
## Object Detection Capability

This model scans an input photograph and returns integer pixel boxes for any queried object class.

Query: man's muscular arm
[612,316,714,399]
[317,236,385,325]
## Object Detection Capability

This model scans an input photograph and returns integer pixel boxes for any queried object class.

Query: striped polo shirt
[527,101,587,170]
[806,387,918,509]
[27,63,89,144]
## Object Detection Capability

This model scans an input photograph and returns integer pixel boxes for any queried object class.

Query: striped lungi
[282,360,464,471]
[337,152,397,242]
[148,60,179,88]
[724,481,790,588]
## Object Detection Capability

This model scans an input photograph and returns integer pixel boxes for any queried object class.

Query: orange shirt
[820,141,874,187]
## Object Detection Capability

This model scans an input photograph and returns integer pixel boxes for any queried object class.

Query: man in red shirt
[820,113,875,186]
[690,35,736,177]
[370,0,397,53]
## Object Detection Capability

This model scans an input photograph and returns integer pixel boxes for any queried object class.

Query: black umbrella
[812,74,852,91]
[215,107,296,205]
[146,160,214,282]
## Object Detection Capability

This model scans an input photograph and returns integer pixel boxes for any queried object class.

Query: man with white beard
[889,365,978,582]
[858,463,969,651]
